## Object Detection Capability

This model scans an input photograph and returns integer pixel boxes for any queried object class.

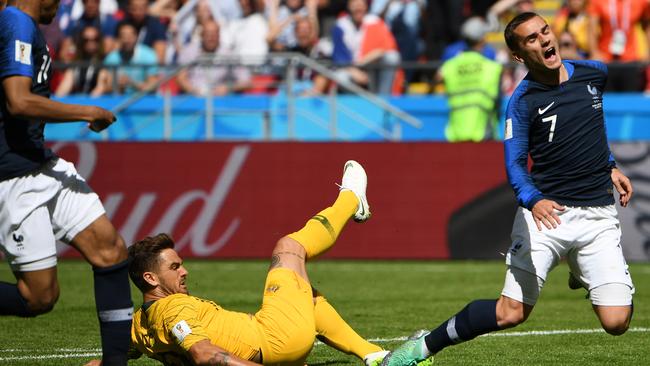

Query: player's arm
[504,91,563,230]
[607,151,633,207]
[188,339,260,366]
[2,75,115,132]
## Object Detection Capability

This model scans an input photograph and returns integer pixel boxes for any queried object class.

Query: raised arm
[188,340,261,366]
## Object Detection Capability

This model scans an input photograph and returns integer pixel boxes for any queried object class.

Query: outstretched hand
[531,199,565,231]
[87,106,116,132]
[83,359,101,366]
[611,168,633,207]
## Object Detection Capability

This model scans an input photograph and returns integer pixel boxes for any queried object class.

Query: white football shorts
[502,205,634,306]
[0,158,105,271]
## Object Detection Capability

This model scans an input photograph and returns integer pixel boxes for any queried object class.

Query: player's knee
[24,287,59,316]
[496,299,529,328]
[498,310,527,328]
[602,318,629,336]
[600,312,631,336]
[273,236,307,257]
[89,232,127,267]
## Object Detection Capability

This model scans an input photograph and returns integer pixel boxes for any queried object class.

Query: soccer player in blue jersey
[0,1,132,365]
[382,12,635,366]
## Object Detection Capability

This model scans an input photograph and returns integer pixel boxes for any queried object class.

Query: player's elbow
[5,97,30,118]
[189,340,232,365]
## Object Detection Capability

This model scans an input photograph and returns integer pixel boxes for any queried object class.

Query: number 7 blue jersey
[504,60,616,210]
[0,6,55,181]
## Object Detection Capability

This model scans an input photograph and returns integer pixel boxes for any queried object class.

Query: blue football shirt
[504,60,616,209]
[0,6,55,181]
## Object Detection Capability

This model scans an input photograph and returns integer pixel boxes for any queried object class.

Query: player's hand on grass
[611,168,633,207]
[531,199,565,231]
[87,106,116,132]
[83,359,101,366]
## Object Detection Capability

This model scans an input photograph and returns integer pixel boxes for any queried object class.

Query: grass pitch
[0,260,648,365]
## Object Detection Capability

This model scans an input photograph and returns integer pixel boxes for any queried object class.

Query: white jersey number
[37,54,51,84]
[542,114,557,142]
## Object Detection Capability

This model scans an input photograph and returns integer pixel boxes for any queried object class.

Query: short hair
[128,233,175,292]
[504,12,540,51]
[116,20,137,35]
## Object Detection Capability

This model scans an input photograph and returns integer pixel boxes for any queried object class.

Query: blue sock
[424,299,500,355]
[93,259,133,366]
[0,281,35,317]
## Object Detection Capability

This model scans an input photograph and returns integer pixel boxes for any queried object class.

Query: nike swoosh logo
[538,101,555,114]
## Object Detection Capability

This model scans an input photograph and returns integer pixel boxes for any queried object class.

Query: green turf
[0,260,648,365]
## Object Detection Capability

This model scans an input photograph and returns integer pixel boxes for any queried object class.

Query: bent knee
[604,323,629,336]
[496,297,530,329]
[24,288,59,316]
[600,313,631,336]
[273,236,307,257]
[498,310,527,329]
[89,233,127,267]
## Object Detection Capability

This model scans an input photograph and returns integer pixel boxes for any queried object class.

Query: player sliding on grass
[124,161,413,366]
[382,12,635,366]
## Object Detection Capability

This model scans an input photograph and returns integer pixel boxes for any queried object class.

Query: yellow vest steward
[441,51,503,142]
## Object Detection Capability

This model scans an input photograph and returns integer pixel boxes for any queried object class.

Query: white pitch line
[2,328,649,361]
[362,327,650,344]
[0,353,100,361]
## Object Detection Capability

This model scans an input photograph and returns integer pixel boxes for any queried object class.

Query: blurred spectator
[288,17,331,95]
[370,0,424,68]
[558,30,585,60]
[331,0,401,94]
[552,0,590,56]
[66,0,118,53]
[176,21,252,95]
[123,0,168,62]
[423,0,465,61]
[56,26,107,96]
[148,0,183,24]
[215,0,243,23]
[485,0,535,31]
[220,0,269,64]
[97,21,160,95]
[441,16,497,62]
[435,14,502,142]
[316,0,347,36]
[267,0,319,52]
[588,0,650,91]
[166,0,219,63]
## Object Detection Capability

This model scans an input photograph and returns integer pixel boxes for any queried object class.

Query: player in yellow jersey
[126,160,390,366]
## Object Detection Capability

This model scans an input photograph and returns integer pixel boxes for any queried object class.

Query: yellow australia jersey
[130,293,262,365]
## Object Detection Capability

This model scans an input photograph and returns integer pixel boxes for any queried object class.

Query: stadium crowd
[33,0,650,96]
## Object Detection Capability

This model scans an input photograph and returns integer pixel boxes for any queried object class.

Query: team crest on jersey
[504,118,513,140]
[172,320,192,342]
[14,40,31,65]
[587,83,602,110]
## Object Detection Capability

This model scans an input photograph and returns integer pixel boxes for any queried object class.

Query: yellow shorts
[254,268,315,365]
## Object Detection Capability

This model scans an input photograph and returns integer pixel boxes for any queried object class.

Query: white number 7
[542,114,557,142]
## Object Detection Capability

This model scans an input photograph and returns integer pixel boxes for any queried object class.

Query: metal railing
[55,53,424,141]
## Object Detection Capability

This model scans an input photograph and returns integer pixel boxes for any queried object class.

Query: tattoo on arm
[269,251,305,270]
[208,351,231,365]
[270,254,282,269]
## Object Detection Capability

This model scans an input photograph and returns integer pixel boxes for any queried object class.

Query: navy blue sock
[424,299,500,355]
[94,259,133,366]
[0,281,35,317]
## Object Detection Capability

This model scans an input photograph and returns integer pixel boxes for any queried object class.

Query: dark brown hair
[504,12,540,51]
[128,233,175,292]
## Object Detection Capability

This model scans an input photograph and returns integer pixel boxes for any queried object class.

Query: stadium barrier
[49,93,650,141]
[51,141,649,261]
